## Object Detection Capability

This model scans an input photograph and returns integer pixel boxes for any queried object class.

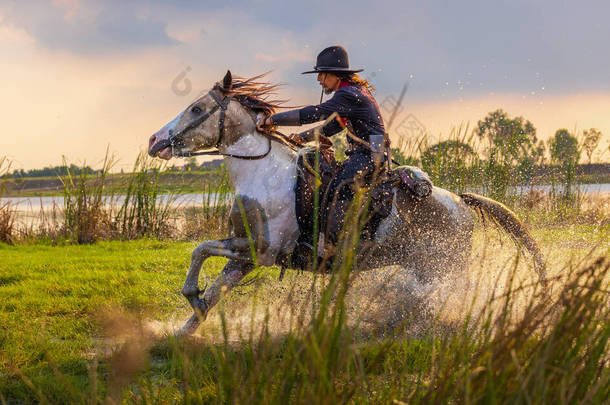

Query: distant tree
[581,128,601,164]
[549,129,580,167]
[421,140,479,192]
[475,109,544,200]
[475,109,544,168]
[7,164,99,178]
[548,129,581,206]
[421,140,478,169]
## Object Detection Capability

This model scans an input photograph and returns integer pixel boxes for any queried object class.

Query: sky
[1,0,609,171]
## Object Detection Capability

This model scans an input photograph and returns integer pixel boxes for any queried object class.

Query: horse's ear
[222,70,233,91]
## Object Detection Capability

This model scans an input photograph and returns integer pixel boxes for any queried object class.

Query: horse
[148,71,546,335]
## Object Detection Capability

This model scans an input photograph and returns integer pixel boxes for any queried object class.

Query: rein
[154,89,280,160]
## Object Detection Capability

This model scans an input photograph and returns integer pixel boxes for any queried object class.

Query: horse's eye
[191,106,202,114]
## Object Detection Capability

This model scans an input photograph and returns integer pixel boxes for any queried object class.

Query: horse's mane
[216,73,287,115]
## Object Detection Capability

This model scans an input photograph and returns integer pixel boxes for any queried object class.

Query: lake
[2,184,609,222]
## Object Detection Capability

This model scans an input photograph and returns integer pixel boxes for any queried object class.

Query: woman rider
[257,45,386,254]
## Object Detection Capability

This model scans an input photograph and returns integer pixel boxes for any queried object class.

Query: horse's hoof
[176,299,210,336]
[176,313,201,336]
[194,297,210,321]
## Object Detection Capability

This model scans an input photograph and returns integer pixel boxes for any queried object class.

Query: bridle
[150,89,272,160]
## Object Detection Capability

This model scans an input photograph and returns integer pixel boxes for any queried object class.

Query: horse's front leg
[179,237,253,335]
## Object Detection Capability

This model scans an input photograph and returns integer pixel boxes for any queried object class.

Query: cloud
[255,47,311,65]
[4,0,610,96]
[51,0,79,20]
[0,0,179,53]
[2,0,610,170]
[216,0,610,97]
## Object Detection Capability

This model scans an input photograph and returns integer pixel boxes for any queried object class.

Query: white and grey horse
[148,71,546,335]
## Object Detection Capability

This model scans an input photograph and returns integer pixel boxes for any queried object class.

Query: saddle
[292,143,433,270]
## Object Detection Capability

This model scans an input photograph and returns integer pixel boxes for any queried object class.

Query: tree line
[4,109,607,187]
[3,164,101,179]
[390,109,606,203]
[329,108,606,204]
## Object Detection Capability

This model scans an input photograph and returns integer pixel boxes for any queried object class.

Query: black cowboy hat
[302,45,364,74]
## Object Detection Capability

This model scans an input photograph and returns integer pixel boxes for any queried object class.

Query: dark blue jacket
[298,84,385,152]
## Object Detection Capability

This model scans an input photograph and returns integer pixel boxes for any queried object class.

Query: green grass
[0,225,608,403]
[0,240,229,402]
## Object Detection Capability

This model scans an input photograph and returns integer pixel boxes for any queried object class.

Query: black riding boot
[326,197,351,247]
[323,151,376,251]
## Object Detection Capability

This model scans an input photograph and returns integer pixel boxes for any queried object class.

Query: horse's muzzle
[149,138,172,158]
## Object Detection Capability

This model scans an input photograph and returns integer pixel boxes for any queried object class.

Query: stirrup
[291,241,321,271]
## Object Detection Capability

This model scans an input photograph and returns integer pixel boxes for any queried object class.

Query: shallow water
[3,183,609,212]
[147,224,603,342]
[1,192,229,228]
[1,192,226,212]
[3,184,609,228]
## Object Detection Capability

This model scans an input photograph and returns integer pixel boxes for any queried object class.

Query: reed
[0,157,15,243]
[184,168,232,240]
[59,150,114,244]
[17,199,64,244]
[201,166,232,222]
[114,152,176,239]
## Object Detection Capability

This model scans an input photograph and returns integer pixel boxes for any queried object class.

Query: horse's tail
[459,192,547,284]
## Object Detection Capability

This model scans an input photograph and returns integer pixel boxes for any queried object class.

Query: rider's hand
[256,115,273,133]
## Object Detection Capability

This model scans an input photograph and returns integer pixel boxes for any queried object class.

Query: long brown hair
[338,73,375,94]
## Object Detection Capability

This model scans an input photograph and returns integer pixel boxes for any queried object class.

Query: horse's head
[148,70,260,159]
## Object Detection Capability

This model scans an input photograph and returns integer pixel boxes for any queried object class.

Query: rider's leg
[324,152,376,246]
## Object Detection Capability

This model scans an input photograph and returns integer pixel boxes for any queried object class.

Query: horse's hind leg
[180,238,253,335]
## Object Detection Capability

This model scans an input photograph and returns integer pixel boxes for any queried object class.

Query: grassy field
[0,240,197,400]
[0,223,608,403]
